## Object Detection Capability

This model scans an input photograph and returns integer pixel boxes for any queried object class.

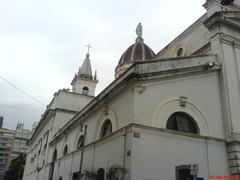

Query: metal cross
[86,44,92,54]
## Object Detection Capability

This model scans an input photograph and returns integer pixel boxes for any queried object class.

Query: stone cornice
[49,123,226,162]
[218,34,240,47]
[28,89,95,145]
[28,108,79,145]
[204,11,240,30]
[203,0,240,11]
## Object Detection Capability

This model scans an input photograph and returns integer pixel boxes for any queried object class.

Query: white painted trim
[152,97,212,136]
[94,108,117,139]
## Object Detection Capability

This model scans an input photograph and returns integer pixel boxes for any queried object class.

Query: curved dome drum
[115,23,155,78]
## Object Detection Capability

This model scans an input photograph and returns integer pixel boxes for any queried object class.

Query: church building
[23,0,240,179]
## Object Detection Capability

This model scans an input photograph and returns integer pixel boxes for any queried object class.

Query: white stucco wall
[72,78,97,96]
[156,15,210,58]
[131,131,229,180]
[50,90,94,112]
[32,132,130,180]
[134,72,225,139]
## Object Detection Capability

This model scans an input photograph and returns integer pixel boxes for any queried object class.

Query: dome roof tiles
[118,39,155,65]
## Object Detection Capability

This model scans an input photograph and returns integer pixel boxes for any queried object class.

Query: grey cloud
[0,102,44,130]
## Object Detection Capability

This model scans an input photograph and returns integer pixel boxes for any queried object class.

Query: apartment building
[0,128,14,180]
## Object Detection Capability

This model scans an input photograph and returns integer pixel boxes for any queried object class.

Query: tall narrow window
[49,149,57,180]
[38,139,42,154]
[100,119,112,138]
[44,131,49,150]
[77,135,84,149]
[167,112,199,134]
[63,145,68,156]
[52,149,57,161]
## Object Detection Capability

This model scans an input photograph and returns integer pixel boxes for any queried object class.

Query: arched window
[100,119,112,138]
[63,145,68,156]
[166,112,199,134]
[52,149,57,161]
[77,135,84,149]
[49,149,57,180]
[82,86,89,95]
[97,168,105,180]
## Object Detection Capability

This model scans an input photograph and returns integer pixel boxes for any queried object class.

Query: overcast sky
[0,0,206,130]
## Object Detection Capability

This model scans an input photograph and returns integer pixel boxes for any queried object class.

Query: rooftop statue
[136,22,142,37]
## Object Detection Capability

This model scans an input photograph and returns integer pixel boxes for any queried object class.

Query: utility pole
[78,125,88,180]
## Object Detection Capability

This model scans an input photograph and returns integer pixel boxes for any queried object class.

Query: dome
[118,39,155,64]
[115,23,155,78]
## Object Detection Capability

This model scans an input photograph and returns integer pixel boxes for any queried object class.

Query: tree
[4,153,26,180]
[106,165,127,180]
[80,169,97,180]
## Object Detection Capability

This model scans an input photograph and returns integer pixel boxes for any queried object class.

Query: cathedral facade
[23,0,240,180]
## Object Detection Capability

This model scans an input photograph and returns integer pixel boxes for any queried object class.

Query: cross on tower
[86,44,92,54]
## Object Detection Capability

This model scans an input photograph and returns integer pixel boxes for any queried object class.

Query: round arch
[82,86,89,94]
[76,135,85,149]
[100,119,112,138]
[62,145,68,156]
[152,97,212,136]
[167,112,199,134]
[52,149,57,162]
[95,108,117,139]
[73,127,86,150]
[97,168,105,180]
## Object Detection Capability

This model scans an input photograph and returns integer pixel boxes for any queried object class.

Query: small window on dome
[177,48,184,57]
[82,87,89,95]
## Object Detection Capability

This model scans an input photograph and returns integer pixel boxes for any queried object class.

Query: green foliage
[4,153,26,180]
[106,165,127,180]
[82,165,127,180]
[81,169,97,180]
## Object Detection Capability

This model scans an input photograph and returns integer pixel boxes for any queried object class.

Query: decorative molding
[179,96,188,107]
[152,97,212,137]
[103,105,109,115]
[95,108,117,139]
[135,84,146,94]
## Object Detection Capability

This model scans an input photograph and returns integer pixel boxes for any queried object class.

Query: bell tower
[71,45,98,96]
